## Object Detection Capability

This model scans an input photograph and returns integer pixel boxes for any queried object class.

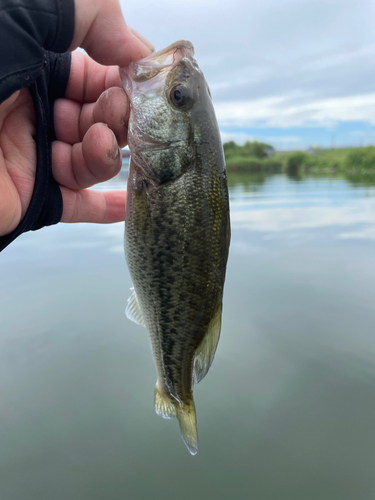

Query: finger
[92,87,129,145]
[66,52,123,103]
[129,27,155,52]
[60,188,126,223]
[0,91,20,115]
[54,87,129,146]
[52,122,121,190]
[69,0,153,67]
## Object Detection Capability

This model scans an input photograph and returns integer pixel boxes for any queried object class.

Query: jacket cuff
[0,51,71,253]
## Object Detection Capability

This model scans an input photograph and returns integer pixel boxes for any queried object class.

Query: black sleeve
[0,0,74,102]
[0,0,75,252]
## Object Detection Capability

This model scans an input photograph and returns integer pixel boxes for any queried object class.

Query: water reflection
[345,172,375,187]
[1,169,375,499]
[227,171,270,190]
[229,173,375,233]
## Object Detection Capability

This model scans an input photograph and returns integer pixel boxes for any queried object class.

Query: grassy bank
[224,140,281,173]
[224,141,375,178]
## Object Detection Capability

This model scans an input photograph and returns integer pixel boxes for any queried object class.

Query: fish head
[120,40,220,185]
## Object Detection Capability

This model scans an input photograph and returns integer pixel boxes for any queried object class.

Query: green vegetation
[224,141,375,180]
[224,140,275,159]
[224,140,281,173]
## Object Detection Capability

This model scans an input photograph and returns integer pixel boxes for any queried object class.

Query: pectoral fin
[193,304,222,384]
[125,287,146,328]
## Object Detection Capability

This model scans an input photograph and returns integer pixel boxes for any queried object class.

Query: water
[1,171,375,499]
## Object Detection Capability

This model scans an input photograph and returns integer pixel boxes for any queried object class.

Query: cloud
[120,0,375,142]
[109,245,125,253]
[220,131,301,148]
[214,93,375,128]
[263,136,302,145]
[230,199,375,232]
[339,228,375,240]
[220,131,256,145]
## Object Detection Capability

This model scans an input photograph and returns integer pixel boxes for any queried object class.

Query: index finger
[65,52,123,103]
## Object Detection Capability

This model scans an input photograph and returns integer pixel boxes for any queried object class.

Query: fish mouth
[140,40,195,67]
[120,40,197,86]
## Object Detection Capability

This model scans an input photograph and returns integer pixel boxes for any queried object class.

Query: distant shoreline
[224,141,375,178]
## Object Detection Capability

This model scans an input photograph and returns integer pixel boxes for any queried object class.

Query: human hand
[0,0,153,238]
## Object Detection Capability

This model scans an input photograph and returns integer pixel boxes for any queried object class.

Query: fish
[120,40,230,455]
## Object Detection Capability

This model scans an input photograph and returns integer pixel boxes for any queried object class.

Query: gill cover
[119,41,201,185]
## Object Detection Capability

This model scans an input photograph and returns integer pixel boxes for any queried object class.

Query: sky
[119,0,375,150]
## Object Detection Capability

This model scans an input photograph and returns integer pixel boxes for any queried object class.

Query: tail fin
[154,382,198,455]
[176,403,198,455]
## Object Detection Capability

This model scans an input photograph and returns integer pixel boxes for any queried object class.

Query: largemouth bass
[120,40,230,455]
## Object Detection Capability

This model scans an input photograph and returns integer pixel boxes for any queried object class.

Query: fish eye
[169,85,190,108]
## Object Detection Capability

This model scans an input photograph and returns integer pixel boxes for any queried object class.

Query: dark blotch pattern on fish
[121,40,230,455]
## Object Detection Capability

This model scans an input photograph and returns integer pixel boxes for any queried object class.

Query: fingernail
[108,130,120,161]
[129,27,155,52]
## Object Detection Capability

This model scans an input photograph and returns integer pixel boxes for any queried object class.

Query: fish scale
[121,40,230,455]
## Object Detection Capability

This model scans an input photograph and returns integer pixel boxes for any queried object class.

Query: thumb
[69,0,154,67]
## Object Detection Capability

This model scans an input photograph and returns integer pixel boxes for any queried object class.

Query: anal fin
[154,382,177,420]
[125,287,146,328]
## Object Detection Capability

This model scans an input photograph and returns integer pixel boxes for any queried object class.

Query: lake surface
[1,170,375,499]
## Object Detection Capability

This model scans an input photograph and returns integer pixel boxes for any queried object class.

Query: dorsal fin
[193,304,222,384]
[125,287,146,328]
